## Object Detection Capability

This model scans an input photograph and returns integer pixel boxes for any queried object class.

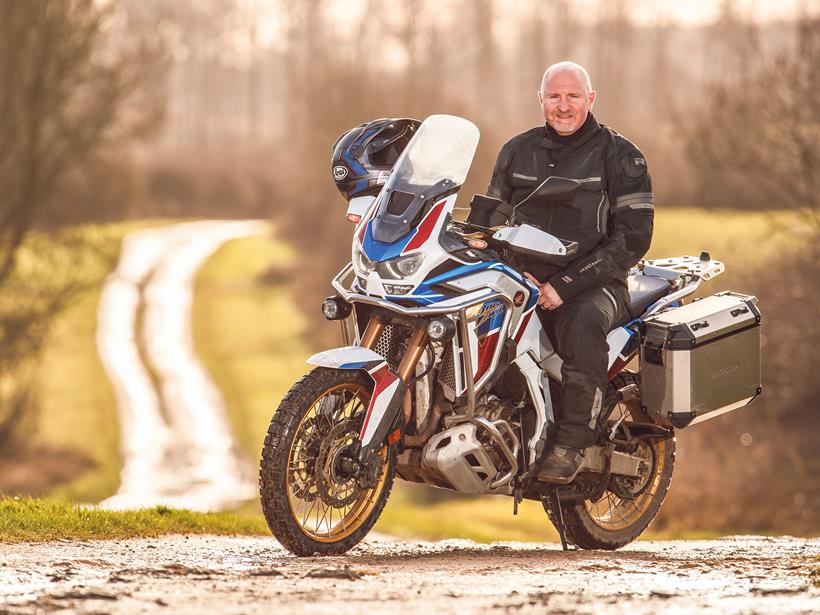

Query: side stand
[541,487,571,551]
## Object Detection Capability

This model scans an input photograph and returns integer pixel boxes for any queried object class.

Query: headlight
[352,241,374,275]
[321,297,352,320]
[377,253,426,279]
[427,317,456,341]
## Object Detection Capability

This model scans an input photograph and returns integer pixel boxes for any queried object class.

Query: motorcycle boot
[535,444,585,484]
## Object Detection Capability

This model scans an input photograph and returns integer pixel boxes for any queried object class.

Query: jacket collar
[541,113,601,150]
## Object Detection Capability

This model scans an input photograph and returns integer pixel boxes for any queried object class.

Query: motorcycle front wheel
[259,367,395,556]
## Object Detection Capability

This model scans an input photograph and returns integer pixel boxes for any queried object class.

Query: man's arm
[486,141,514,203]
[547,143,654,301]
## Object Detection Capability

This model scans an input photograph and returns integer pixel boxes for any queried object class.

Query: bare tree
[686,15,820,233]
[0,0,162,281]
[0,0,162,449]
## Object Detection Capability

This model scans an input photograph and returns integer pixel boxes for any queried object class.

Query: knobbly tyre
[259,115,762,555]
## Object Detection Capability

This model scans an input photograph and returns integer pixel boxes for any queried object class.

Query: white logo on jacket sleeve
[333,165,349,181]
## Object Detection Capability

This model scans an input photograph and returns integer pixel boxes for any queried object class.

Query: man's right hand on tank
[524,272,564,310]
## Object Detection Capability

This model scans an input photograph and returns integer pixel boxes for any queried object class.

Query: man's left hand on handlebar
[524,272,564,310]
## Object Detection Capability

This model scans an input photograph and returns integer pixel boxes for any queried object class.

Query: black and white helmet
[331,118,421,201]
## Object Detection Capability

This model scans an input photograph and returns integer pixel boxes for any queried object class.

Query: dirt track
[2,535,818,614]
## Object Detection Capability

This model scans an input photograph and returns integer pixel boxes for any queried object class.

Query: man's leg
[535,286,625,481]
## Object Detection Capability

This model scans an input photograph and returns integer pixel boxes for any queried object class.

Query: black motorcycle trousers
[536,285,628,450]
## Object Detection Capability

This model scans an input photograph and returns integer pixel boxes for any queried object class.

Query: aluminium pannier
[640,291,762,428]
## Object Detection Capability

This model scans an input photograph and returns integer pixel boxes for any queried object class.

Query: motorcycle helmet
[331,118,421,201]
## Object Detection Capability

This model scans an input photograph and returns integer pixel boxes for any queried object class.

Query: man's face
[538,70,596,136]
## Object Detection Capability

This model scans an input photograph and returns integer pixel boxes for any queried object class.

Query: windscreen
[387,114,480,195]
[371,115,480,243]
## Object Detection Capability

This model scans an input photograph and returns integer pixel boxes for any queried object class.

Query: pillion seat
[626,273,671,319]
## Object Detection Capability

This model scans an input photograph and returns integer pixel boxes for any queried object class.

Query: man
[487,61,654,483]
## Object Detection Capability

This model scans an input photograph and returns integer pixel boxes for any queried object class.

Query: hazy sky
[570,0,815,25]
[240,0,816,62]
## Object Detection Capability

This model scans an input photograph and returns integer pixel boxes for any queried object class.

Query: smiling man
[487,61,654,483]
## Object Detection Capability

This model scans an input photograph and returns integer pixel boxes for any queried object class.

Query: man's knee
[553,305,609,359]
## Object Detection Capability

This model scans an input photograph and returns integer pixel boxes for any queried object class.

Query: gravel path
[1,536,817,614]
[96,220,267,511]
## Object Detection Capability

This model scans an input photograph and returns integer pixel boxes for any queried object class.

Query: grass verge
[0,497,268,543]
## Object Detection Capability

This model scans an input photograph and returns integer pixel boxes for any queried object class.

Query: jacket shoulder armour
[602,126,650,179]
[602,126,645,158]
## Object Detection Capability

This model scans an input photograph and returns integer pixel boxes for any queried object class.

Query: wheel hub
[315,420,363,507]
[610,440,654,498]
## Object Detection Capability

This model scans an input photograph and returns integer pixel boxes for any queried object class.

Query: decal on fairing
[402,200,446,254]
[417,261,539,309]
[606,326,639,380]
[473,300,506,382]
[359,199,447,263]
[361,220,413,261]
[513,306,537,344]
[359,362,402,446]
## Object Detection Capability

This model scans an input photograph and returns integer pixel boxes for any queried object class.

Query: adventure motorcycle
[259,115,762,555]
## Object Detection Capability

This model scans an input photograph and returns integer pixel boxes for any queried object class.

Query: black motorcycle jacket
[487,113,653,302]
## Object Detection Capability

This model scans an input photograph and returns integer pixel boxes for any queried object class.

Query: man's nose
[557,98,571,111]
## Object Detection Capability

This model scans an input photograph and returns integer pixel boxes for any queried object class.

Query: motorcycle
[259,114,762,555]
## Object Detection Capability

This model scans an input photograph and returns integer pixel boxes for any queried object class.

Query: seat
[627,273,671,319]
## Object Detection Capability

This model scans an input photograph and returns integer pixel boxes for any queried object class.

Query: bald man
[487,61,654,483]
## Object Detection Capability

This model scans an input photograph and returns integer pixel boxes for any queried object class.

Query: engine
[396,396,521,495]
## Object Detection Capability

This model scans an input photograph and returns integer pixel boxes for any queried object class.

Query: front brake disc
[315,420,362,507]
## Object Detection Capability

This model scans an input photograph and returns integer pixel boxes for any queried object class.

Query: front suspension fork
[356,318,428,483]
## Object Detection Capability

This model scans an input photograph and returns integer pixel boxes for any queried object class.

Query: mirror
[466,194,513,228]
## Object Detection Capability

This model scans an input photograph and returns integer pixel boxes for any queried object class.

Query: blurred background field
[0,0,817,541]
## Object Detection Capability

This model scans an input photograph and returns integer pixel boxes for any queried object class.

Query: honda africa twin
[259,115,762,555]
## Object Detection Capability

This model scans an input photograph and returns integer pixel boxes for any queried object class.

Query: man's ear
[588,90,597,109]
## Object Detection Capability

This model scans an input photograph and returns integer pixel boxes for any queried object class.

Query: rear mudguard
[307,346,407,460]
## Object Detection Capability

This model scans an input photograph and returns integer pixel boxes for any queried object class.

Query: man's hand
[524,272,564,310]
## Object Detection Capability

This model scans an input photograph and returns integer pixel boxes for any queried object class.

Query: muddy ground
[1,535,818,614]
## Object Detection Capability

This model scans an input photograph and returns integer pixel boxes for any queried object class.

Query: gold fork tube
[397,326,429,383]
[360,317,385,349]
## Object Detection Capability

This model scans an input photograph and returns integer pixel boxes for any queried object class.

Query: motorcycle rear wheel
[548,373,676,550]
[259,367,395,556]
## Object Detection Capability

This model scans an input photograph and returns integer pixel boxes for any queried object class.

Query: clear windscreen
[370,115,480,244]
[386,114,480,195]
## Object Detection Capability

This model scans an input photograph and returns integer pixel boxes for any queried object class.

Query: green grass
[648,207,810,264]
[0,497,268,542]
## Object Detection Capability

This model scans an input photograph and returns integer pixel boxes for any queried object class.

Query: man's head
[538,61,596,136]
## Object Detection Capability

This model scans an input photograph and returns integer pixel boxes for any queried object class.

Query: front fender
[307,345,387,371]
[307,345,406,462]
